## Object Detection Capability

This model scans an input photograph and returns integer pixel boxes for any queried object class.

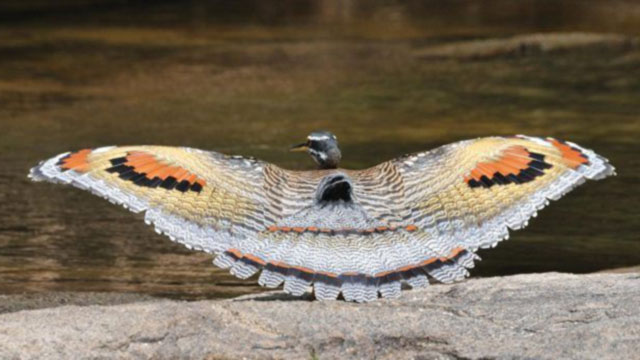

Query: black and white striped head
[291,131,342,169]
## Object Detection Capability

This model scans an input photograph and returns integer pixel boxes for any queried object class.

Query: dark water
[0,0,639,300]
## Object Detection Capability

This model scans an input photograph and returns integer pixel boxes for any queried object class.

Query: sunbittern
[30,131,615,302]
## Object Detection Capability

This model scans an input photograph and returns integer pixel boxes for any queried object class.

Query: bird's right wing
[385,135,614,263]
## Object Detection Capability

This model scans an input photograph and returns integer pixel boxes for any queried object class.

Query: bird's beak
[290,141,309,152]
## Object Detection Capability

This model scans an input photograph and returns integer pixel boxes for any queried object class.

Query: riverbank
[1,272,638,359]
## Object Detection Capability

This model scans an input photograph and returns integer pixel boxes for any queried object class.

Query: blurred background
[0,0,638,300]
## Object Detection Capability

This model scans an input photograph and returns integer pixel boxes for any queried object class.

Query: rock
[0,272,638,359]
[415,33,637,59]
[0,292,156,315]
[600,265,640,274]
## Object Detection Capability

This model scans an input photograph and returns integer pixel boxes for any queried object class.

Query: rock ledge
[1,272,638,359]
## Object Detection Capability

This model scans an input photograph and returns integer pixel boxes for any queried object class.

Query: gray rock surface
[415,33,637,59]
[0,292,156,315]
[1,272,638,360]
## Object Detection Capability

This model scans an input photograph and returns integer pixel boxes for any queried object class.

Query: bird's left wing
[29,145,282,280]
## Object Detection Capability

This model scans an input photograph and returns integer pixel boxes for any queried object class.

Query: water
[0,0,639,300]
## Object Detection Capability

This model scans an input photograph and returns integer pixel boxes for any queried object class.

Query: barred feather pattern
[29,135,615,302]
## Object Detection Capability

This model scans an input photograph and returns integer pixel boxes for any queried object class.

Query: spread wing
[388,135,614,252]
[359,135,615,287]
[30,145,275,274]
[29,136,614,303]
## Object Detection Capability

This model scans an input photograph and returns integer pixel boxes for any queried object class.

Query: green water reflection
[0,0,638,299]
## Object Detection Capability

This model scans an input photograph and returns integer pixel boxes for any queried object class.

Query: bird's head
[290,131,342,169]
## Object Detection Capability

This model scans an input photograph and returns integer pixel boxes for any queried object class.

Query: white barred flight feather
[29,135,615,302]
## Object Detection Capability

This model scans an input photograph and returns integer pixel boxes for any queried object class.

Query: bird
[29,131,615,302]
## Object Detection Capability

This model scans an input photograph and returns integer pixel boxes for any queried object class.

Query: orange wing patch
[465,145,553,188]
[548,138,590,169]
[106,151,206,193]
[57,149,92,173]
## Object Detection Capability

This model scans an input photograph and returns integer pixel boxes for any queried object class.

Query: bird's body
[30,133,614,302]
